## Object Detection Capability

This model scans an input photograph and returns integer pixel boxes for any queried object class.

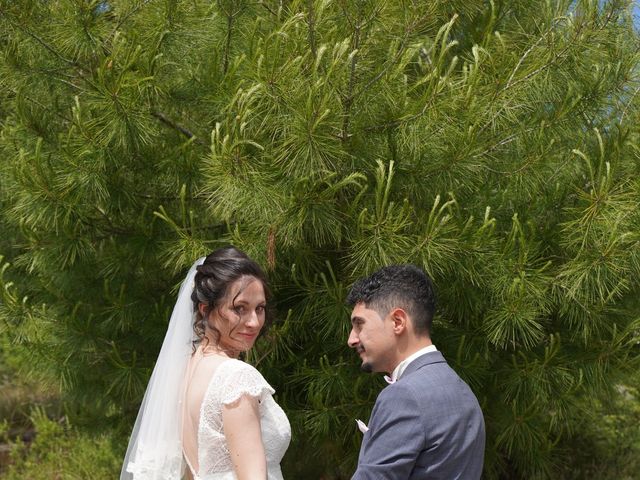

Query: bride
[121,246,291,480]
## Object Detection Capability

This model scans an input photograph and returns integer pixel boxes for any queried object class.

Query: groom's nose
[347,329,359,348]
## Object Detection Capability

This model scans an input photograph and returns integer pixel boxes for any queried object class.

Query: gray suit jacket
[353,351,485,479]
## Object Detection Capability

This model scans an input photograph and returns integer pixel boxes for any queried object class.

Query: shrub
[0,408,121,480]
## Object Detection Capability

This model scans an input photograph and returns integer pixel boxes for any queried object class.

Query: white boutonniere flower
[355,419,369,433]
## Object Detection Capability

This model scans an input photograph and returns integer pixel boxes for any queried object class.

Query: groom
[347,264,485,479]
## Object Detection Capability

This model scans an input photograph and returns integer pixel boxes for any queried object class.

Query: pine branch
[88,207,130,236]
[353,9,432,100]
[259,0,278,17]
[338,4,362,142]
[52,76,84,92]
[132,193,182,201]
[504,32,548,91]
[503,45,571,91]
[472,130,532,161]
[223,12,234,75]
[2,16,104,94]
[113,0,155,33]
[362,87,442,133]
[620,85,640,124]
[306,0,317,59]
[476,21,586,139]
[151,111,205,145]
[6,19,78,68]
[503,18,585,96]
[25,95,74,125]
[218,2,246,75]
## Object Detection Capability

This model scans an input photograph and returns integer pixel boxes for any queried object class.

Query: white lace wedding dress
[182,349,291,480]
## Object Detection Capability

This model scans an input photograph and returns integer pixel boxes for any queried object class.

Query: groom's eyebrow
[351,316,363,325]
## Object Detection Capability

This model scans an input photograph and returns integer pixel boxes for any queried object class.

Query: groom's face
[348,302,395,374]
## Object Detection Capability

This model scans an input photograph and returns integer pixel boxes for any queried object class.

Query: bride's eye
[256,305,265,314]
[233,305,246,315]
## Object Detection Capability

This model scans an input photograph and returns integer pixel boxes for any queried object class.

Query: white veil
[121,257,205,480]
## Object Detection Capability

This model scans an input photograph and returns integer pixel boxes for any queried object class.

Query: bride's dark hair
[191,246,273,351]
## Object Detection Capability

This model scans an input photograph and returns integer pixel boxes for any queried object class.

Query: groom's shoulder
[375,379,421,412]
[401,351,451,379]
[399,352,470,392]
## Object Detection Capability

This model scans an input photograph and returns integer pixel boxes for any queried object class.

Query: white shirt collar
[384,345,437,384]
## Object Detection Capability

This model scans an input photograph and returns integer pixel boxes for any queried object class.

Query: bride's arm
[223,394,267,480]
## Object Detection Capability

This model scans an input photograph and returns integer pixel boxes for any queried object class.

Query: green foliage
[1,0,640,478]
[558,382,640,480]
[0,408,121,479]
[0,335,60,432]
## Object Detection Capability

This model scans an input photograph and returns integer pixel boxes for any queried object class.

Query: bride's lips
[238,332,258,341]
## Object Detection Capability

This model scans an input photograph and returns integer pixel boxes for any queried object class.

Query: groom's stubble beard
[357,344,372,372]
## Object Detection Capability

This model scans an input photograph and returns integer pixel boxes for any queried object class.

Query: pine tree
[1,1,639,478]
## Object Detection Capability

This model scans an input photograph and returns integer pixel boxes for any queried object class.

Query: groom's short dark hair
[346,264,436,336]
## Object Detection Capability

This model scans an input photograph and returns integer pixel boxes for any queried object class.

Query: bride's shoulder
[218,358,262,377]
[210,359,274,405]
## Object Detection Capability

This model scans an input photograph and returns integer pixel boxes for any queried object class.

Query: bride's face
[205,276,266,355]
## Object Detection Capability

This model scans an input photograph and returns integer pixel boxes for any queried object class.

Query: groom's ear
[389,308,409,335]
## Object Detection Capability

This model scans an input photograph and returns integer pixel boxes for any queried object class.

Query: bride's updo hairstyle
[191,246,272,350]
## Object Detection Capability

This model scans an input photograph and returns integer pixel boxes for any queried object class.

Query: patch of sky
[94,1,111,15]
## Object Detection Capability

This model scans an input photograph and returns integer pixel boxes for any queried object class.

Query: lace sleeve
[219,360,275,407]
